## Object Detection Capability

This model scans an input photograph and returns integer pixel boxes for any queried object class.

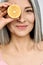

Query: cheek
[7,22,14,32]
[26,13,35,23]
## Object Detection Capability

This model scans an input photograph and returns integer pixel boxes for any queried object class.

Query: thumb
[5,18,14,24]
[0,17,14,30]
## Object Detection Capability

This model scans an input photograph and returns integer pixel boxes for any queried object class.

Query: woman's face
[7,0,35,37]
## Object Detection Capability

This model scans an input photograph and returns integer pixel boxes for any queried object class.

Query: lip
[16,25,28,30]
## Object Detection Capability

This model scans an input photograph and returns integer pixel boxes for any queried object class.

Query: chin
[14,33,28,37]
[11,30,29,37]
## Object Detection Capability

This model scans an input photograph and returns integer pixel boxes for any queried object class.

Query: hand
[0,2,14,30]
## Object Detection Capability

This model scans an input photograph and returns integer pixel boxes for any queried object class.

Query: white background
[38,0,43,34]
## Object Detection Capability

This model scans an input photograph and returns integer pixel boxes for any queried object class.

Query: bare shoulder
[0,44,9,54]
[0,45,3,55]
[0,45,3,51]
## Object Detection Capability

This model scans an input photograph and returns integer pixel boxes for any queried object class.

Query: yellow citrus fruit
[7,4,21,18]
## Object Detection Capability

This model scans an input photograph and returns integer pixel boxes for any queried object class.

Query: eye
[26,10,33,12]
[25,9,34,13]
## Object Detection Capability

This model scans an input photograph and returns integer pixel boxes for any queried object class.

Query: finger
[0,17,6,29]
[0,2,12,8]
[1,7,6,12]
[0,17,14,25]
[0,17,14,30]
[5,18,14,23]
[2,10,7,16]
[0,11,2,17]
[0,10,7,17]
[0,7,5,12]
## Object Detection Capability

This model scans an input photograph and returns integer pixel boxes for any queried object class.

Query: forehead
[8,0,31,7]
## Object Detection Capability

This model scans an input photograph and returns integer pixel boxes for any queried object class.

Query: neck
[10,33,34,52]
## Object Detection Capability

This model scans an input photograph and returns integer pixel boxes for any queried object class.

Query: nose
[18,12,25,23]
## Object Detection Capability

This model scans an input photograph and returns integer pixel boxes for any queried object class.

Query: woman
[0,0,43,65]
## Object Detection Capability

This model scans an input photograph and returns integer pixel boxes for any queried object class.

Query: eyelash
[26,10,33,13]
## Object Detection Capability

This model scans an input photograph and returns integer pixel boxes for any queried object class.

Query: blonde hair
[0,0,42,45]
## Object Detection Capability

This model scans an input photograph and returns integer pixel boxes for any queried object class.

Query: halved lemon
[7,4,21,18]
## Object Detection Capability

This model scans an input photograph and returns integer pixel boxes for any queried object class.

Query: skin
[0,0,43,65]
[7,0,35,50]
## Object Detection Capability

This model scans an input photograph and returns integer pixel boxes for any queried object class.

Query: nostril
[17,18,25,23]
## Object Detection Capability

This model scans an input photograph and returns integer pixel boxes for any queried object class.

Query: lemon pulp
[7,4,21,18]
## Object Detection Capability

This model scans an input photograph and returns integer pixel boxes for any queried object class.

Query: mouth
[16,25,28,30]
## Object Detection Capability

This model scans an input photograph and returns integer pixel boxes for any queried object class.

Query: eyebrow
[24,6,34,12]
[25,6,32,9]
